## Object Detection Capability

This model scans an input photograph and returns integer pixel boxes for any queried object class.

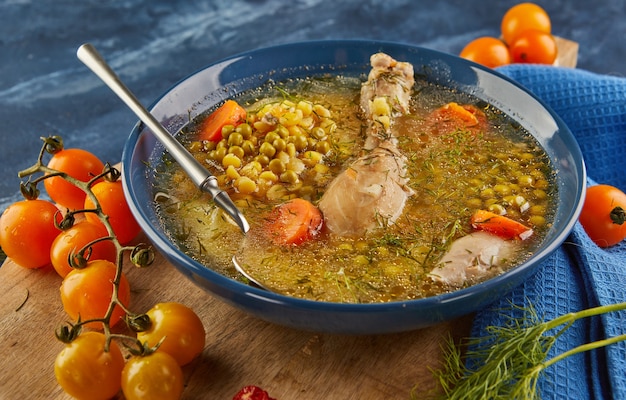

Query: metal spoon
[232,255,270,290]
[77,43,249,234]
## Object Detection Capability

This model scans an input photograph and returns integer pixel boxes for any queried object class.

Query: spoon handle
[77,43,249,233]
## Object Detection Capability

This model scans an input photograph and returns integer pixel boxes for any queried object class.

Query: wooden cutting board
[0,234,473,400]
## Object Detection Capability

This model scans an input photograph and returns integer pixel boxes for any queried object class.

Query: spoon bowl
[232,256,269,290]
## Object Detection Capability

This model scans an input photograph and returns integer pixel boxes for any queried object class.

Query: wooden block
[554,36,579,68]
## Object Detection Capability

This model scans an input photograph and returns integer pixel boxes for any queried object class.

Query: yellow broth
[152,75,556,303]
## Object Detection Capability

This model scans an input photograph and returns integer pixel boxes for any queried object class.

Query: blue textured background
[2,2,626,398]
[1,0,625,211]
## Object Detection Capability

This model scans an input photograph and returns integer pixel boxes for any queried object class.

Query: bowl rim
[122,39,586,315]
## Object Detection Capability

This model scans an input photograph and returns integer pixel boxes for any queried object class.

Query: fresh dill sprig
[420,301,626,400]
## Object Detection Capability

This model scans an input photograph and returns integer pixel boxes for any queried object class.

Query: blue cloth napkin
[471,65,626,399]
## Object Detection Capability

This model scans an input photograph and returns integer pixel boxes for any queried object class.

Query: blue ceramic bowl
[122,40,586,334]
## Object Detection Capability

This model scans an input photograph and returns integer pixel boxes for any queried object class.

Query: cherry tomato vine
[2,135,212,400]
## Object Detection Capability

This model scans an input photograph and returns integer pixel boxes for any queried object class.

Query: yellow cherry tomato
[509,29,558,64]
[137,302,206,366]
[501,2,551,45]
[459,37,511,68]
[121,351,184,400]
[54,331,124,400]
[60,259,131,329]
[0,199,61,269]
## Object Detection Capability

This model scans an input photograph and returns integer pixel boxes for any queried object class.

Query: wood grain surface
[0,235,473,400]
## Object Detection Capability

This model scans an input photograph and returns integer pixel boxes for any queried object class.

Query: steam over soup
[152,53,556,303]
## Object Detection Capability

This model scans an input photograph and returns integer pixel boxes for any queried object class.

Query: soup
[152,55,556,303]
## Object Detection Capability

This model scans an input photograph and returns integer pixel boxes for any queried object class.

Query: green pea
[235,176,256,194]
[202,140,217,152]
[302,150,323,166]
[280,170,299,184]
[272,138,287,152]
[472,154,488,164]
[508,183,521,194]
[480,188,495,199]
[518,175,534,187]
[532,189,548,200]
[493,184,512,196]
[353,255,370,266]
[316,140,331,154]
[520,152,535,161]
[276,125,290,139]
[466,198,483,209]
[464,187,479,197]
[236,123,252,138]
[188,141,203,153]
[285,142,297,158]
[259,170,278,182]
[221,124,235,139]
[494,152,509,161]
[216,139,228,150]
[212,147,227,162]
[228,145,245,159]
[530,169,545,180]
[354,241,370,252]
[241,140,255,155]
[269,159,286,174]
[311,127,326,140]
[222,153,241,169]
[259,142,276,158]
[529,215,546,227]
[535,179,549,189]
[484,198,499,207]
[293,134,309,152]
[468,178,483,188]
[529,204,547,216]
[487,204,506,215]
[265,131,280,144]
[228,132,243,147]
[254,154,270,166]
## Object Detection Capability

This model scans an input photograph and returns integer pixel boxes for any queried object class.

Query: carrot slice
[470,210,533,240]
[427,102,487,136]
[266,198,323,245]
[198,100,247,142]
[436,102,480,126]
